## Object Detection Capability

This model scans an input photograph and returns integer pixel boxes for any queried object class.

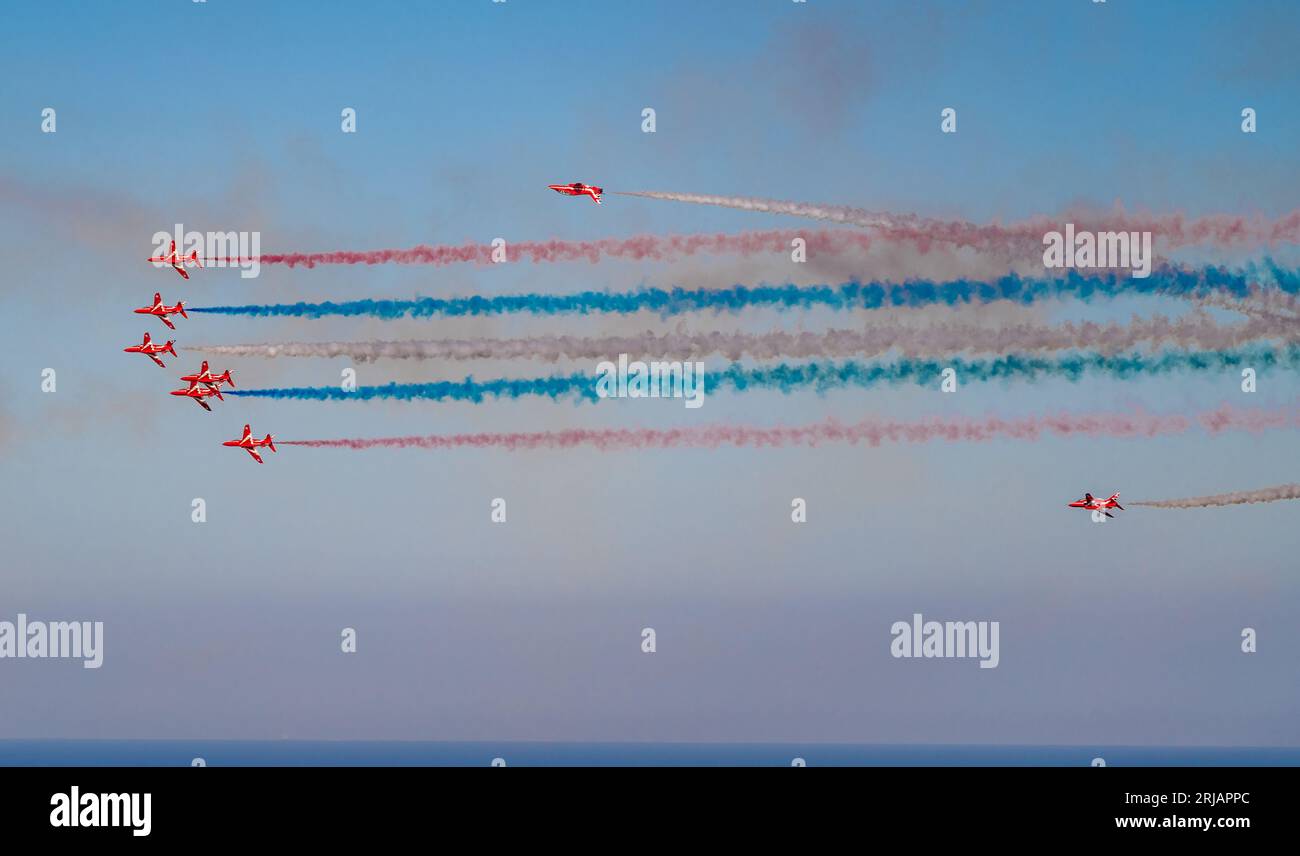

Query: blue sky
[0,1,1297,747]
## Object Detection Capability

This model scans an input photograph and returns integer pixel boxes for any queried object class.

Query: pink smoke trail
[1133,484,1300,509]
[614,191,1300,252]
[280,403,1298,452]
[213,229,875,269]
[191,311,1299,363]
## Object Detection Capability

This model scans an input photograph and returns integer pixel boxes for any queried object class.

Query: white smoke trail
[1133,484,1300,509]
[1198,288,1300,323]
[188,312,1297,362]
[613,190,903,229]
[614,191,1300,253]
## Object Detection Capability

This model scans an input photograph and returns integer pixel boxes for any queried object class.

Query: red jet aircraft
[223,424,277,464]
[180,360,234,390]
[148,240,203,279]
[1068,492,1124,518]
[548,182,603,204]
[170,382,224,411]
[124,331,178,368]
[134,292,188,330]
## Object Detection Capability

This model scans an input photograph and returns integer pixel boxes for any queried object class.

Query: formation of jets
[1069,492,1124,519]
[131,188,609,461]
[548,181,603,204]
[127,252,274,462]
[147,240,204,280]
[131,183,615,457]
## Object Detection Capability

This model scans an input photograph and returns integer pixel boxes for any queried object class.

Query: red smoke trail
[280,403,1297,452]
[213,230,875,269]
[206,208,1300,272]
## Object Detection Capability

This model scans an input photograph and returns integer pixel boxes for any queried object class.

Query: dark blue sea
[0,741,1296,766]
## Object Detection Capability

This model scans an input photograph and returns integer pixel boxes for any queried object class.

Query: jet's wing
[246,447,264,464]
[160,316,176,330]
[175,266,190,280]
[196,398,212,412]
[148,354,166,368]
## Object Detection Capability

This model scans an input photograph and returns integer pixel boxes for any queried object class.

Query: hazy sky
[0,0,1297,746]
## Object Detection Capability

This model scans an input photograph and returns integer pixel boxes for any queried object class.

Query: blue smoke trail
[224,344,1300,403]
[191,264,1296,320]
[228,375,593,403]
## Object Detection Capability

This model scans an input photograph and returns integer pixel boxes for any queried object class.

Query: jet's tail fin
[220,370,234,388]
[189,250,203,268]
[264,435,276,453]
[178,301,187,319]
[165,341,177,357]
